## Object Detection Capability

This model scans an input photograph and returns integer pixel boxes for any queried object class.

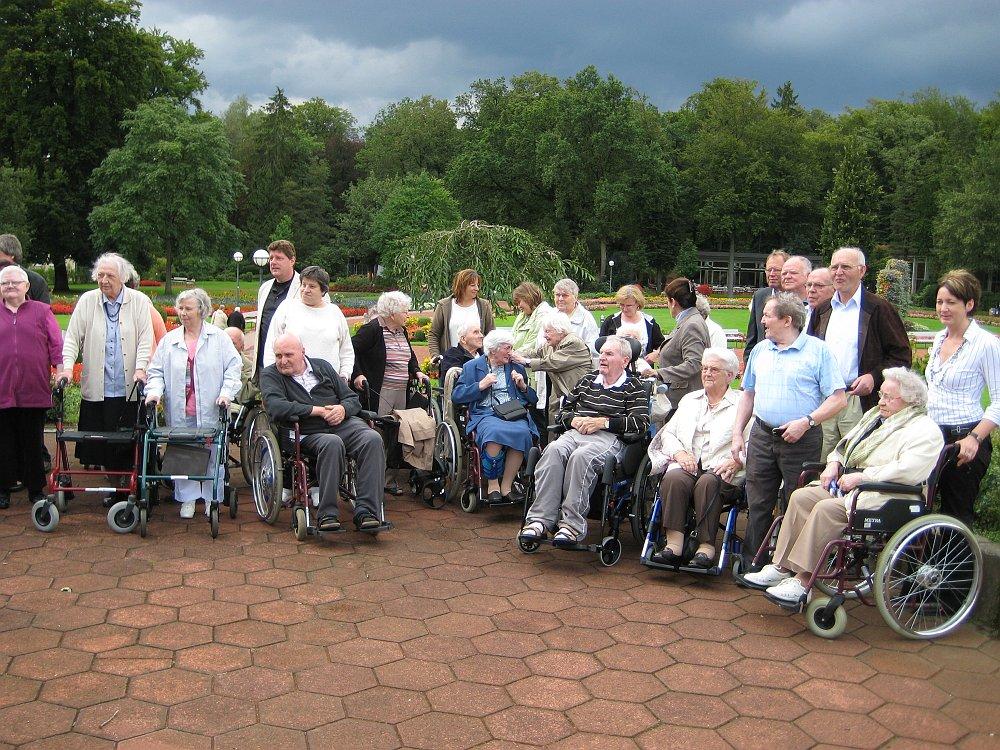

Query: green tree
[772,81,804,116]
[271,214,294,244]
[88,98,242,295]
[819,141,883,256]
[357,95,463,179]
[335,174,401,274]
[0,0,206,291]
[0,164,34,253]
[672,238,700,279]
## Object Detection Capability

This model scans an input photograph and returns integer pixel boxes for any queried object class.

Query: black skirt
[75,397,139,469]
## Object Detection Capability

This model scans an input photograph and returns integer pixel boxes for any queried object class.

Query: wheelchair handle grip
[56,376,69,391]
[800,461,826,471]
[287,416,299,424]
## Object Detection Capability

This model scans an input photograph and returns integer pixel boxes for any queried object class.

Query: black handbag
[492,391,527,422]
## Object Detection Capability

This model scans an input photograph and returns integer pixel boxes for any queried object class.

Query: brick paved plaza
[1,464,999,749]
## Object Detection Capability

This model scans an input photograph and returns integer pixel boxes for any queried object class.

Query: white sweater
[262,299,354,379]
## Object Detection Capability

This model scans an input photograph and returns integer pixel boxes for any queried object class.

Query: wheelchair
[33,379,145,533]
[250,411,394,540]
[128,401,236,539]
[747,444,983,640]
[229,389,269,487]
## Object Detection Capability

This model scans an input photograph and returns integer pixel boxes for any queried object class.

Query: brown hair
[512,281,543,311]
[663,277,697,309]
[267,239,296,260]
[937,269,981,315]
[452,269,480,299]
[614,284,645,310]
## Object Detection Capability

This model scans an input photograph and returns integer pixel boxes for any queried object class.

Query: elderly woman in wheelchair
[451,329,538,504]
[645,347,745,568]
[744,367,944,606]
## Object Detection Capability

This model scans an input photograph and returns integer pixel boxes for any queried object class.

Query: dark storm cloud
[141,0,1000,123]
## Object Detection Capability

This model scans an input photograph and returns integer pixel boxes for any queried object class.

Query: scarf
[837,403,926,469]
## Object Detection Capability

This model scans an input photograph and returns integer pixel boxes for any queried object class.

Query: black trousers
[0,408,47,494]
[743,419,823,562]
[938,428,992,527]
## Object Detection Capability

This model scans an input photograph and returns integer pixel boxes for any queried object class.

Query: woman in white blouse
[925,270,1000,526]
[646,347,746,567]
[262,266,354,381]
[552,278,599,354]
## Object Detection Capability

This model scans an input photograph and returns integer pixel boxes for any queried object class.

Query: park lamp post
[608,259,615,293]
[252,248,268,287]
[232,251,243,305]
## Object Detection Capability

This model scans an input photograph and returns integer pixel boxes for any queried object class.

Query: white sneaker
[179,501,196,519]
[743,563,791,588]
[204,501,212,516]
[282,488,291,503]
[309,487,320,507]
[766,577,808,604]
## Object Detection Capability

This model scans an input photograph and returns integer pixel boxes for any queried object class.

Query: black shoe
[317,515,341,532]
[0,492,9,510]
[486,490,502,504]
[28,492,46,505]
[384,482,404,496]
[8,482,25,493]
[689,552,714,569]
[354,512,381,531]
[102,493,117,508]
[650,547,681,565]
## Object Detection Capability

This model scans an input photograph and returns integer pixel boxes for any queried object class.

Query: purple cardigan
[0,300,62,409]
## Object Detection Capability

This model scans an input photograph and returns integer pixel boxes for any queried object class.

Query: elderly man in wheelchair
[260,333,385,533]
[743,367,944,606]
[519,335,650,546]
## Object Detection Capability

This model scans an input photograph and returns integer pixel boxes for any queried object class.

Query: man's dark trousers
[300,417,385,521]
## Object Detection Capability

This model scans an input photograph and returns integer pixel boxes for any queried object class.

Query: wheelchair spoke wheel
[630,454,656,541]
[250,430,283,525]
[31,498,59,533]
[875,515,982,639]
[434,422,463,505]
[240,406,269,486]
[805,596,848,639]
[814,548,872,600]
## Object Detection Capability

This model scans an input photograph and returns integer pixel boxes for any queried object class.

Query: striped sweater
[561,371,650,435]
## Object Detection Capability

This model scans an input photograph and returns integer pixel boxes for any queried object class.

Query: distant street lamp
[232,251,243,304]
[252,248,268,287]
[608,259,615,293]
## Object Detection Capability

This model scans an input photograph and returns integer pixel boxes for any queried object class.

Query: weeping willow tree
[390,220,592,310]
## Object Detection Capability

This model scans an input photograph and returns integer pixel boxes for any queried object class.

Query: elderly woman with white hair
[553,278,599,353]
[452,329,538,503]
[646,347,746,567]
[744,367,944,604]
[351,290,430,417]
[60,253,154,506]
[144,288,242,518]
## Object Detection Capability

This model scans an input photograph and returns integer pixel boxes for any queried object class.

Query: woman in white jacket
[145,289,242,518]
[646,347,745,568]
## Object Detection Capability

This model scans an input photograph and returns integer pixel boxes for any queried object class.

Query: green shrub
[975,435,1000,543]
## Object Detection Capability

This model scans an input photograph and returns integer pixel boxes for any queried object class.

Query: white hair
[882,367,928,408]
[0,265,29,284]
[784,255,813,274]
[456,321,482,341]
[553,278,579,297]
[616,324,643,342]
[834,246,867,266]
[373,290,411,318]
[91,252,137,283]
[175,288,212,319]
[599,335,633,361]
[543,311,574,336]
[695,293,711,320]
[702,347,739,376]
[482,328,514,356]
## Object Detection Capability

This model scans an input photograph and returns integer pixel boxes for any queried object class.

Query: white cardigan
[647,388,748,479]
[62,287,153,402]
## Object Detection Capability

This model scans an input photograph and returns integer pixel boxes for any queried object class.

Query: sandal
[552,527,579,546]
[519,521,546,540]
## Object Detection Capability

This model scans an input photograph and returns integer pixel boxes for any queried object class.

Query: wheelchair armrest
[801,462,826,471]
[854,481,925,497]
[287,415,299,424]
[602,453,616,484]
[619,432,644,444]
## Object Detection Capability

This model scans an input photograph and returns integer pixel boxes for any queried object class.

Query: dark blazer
[744,286,777,356]
[260,357,362,435]
[808,289,912,412]
[351,318,419,413]
[655,310,710,410]
[451,357,538,439]
[599,312,665,355]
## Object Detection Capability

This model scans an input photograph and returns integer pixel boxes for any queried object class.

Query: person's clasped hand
[216,396,231,409]
[510,370,526,391]
[571,416,605,435]
[673,450,698,474]
[478,373,498,390]
[323,404,346,425]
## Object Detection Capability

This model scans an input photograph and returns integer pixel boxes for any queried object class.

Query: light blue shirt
[742,329,845,427]
[102,288,126,398]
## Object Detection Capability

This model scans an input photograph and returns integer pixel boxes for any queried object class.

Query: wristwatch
[806,415,817,428]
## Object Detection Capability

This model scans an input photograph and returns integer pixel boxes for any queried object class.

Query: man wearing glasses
[808,247,911,459]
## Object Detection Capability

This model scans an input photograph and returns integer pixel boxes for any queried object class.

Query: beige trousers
[821,394,864,462]
[773,484,848,575]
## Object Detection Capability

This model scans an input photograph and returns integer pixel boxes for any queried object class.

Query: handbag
[492,391,527,422]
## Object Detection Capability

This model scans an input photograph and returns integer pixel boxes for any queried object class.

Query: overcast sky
[140,0,1000,126]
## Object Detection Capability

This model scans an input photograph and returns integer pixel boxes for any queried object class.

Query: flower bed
[139,279,162,287]
[50,302,75,314]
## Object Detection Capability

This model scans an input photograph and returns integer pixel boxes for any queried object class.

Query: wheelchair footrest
[641,556,723,577]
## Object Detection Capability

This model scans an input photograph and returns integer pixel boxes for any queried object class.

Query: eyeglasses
[0,281,26,288]
[877,391,902,402]
[700,366,725,374]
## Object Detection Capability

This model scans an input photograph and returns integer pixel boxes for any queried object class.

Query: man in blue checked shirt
[731,293,847,569]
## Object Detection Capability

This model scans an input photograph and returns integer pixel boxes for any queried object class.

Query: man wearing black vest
[261,333,385,532]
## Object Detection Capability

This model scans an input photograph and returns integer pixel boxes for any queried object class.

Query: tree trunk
[727,234,736,296]
[164,239,174,296]
[598,238,607,283]
[53,257,70,293]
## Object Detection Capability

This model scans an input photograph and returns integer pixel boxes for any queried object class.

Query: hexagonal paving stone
[584,669,666,703]
[213,723,307,750]
[168,695,257,737]
[9,647,93,680]
[259,690,346,730]
[248,599,314,625]
[796,708,894,748]
[214,665,295,701]
[343,685,431,724]
[508,675,591,711]
[297,663,378,696]
[357,616,428,642]
[722,686,811,721]
[719,716,814,750]
[568,698,658,737]
[426,681,512,718]
[174,643,252,673]
[648,692,736,729]
[107,604,177,629]
[0,674,40,708]
[92,645,174,677]
[374,658,454,691]
[485,706,575,745]
[397,712,490,750]
[117,728,211,749]
[525,650,604,680]
[0,701,77,745]
[0,626,61,656]
[452,654,531,686]
[327,637,405,667]
[74,698,168,741]
[214,619,287,648]
[40,671,127,709]
[307,717,401,750]
[253,641,329,672]
[178,600,249,627]
[32,604,108,632]
[129,668,212,706]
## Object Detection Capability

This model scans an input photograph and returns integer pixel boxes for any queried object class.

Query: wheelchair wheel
[108,499,139,534]
[54,490,68,513]
[209,504,220,539]
[630,454,656,541]
[599,536,622,567]
[292,507,308,541]
[240,405,269,486]
[805,596,848,639]
[139,507,148,538]
[460,488,479,514]
[31,498,59,533]
[814,549,872,600]
[518,536,541,554]
[434,422,464,505]
[874,515,982,639]
[226,486,238,519]
[250,430,283,524]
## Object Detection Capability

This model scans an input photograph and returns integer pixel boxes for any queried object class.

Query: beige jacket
[526,333,593,405]
[394,407,437,471]
[647,388,749,478]
[62,288,154,402]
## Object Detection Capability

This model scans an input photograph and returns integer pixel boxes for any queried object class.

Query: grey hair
[91,252,137,283]
[599,334,632,361]
[0,234,23,263]
[616,323,643,340]
[695,293,711,320]
[300,265,330,294]
[373,290,411,319]
[482,328,514,356]
[543,311,573,336]
[769,291,807,331]
[0,264,29,284]
[553,278,579,297]
[882,367,928,408]
[175,288,212,319]
[456,321,482,341]
[784,255,813,274]
[834,246,866,266]
[702,347,739,376]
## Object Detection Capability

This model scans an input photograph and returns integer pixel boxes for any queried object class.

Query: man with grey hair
[805,268,835,312]
[807,246,911,459]
[520,335,649,545]
[731,292,847,569]
[0,234,50,304]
